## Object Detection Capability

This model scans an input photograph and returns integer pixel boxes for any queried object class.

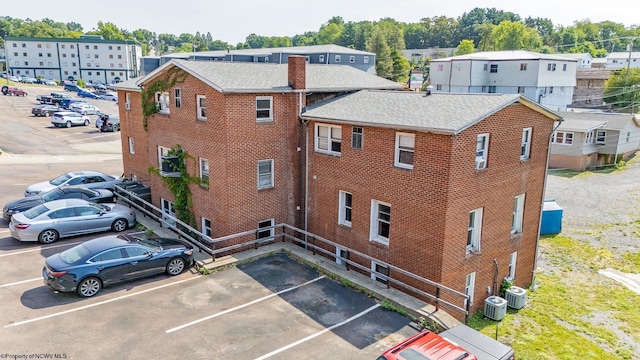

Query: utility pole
[624,38,634,85]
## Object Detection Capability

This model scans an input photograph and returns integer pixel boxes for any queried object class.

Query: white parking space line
[5,276,199,328]
[254,303,381,360]
[1,278,41,288]
[166,275,326,334]
[67,134,115,142]
[0,241,83,258]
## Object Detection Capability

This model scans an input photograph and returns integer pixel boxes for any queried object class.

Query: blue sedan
[43,235,194,297]
[77,90,104,99]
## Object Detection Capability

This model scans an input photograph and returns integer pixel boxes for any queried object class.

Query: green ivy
[148,145,205,228]
[140,66,187,130]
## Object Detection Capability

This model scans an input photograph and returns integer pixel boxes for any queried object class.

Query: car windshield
[93,203,109,211]
[50,173,72,185]
[59,244,91,264]
[135,238,163,251]
[41,188,64,202]
[23,204,50,219]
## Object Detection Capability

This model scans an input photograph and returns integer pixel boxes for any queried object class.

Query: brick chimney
[288,55,306,90]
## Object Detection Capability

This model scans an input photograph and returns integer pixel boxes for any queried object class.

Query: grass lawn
[469,235,640,359]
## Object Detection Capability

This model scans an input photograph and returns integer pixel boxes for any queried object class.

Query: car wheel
[38,229,59,244]
[115,124,120,131]
[66,121,72,128]
[111,218,128,232]
[82,111,87,115]
[166,257,186,276]
[46,112,51,117]
[83,119,90,126]
[77,277,102,297]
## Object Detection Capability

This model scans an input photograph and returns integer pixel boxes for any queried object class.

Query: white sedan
[101,93,118,102]
[51,111,91,128]
[70,103,100,115]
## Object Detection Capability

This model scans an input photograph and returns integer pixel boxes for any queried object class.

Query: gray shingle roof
[431,50,578,62]
[558,111,636,131]
[301,90,557,134]
[140,59,402,93]
[160,44,375,59]
[112,77,141,91]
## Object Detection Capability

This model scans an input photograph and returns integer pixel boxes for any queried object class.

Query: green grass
[469,235,640,359]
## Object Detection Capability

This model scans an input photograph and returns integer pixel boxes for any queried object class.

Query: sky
[4,0,639,45]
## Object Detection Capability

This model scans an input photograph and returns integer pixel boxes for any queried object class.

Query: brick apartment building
[115,56,560,314]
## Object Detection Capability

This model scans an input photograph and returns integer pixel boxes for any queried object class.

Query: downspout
[532,118,563,288]
[299,92,309,240]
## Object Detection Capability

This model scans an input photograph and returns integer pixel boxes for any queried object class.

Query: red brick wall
[116,89,149,183]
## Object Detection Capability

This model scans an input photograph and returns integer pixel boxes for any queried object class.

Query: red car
[378,325,514,360]
[2,86,28,96]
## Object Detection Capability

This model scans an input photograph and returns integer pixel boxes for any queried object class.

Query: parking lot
[0,85,419,359]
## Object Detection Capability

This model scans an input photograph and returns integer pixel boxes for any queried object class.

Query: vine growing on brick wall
[141,67,187,130]
[148,145,205,227]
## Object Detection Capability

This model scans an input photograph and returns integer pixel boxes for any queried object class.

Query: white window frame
[394,132,415,169]
[364,56,369,64]
[552,131,574,145]
[257,159,274,189]
[256,96,273,122]
[490,64,498,73]
[128,137,135,154]
[467,208,483,253]
[199,158,210,185]
[257,219,275,240]
[174,88,182,108]
[596,130,606,144]
[157,146,170,167]
[196,95,207,121]
[125,93,131,110]
[319,54,325,63]
[201,217,212,237]
[335,55,341,63]
[370,200,391,245]
[509,252,518,280]
[336,246,347,266]
[338,191,352,227]
[521,128,532,160]
[476,134,489,170]
[371,261,389,284]
[512,194,525,234]
[314,123,342,156]
[155,91,170,114]
[349,55,356,63]
[351,126,363,150]
[465,272,476,306]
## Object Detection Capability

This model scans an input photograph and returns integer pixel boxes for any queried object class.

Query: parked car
[20,76,37,84]
[70,103,100,115]
[9,76,20,82]
[2,86,27,96]
[377,325,515,360]
[43,234,194,297]
[99,113,120,132]
[63,83,84,92]
[77,89,104,99]
[101,92,118,102]
[32,104,61,117]
[3,186,114,221]
[24,170,123,196]
[43,79,58,86]
[51,111,90,128]
[59,98,87,109]
[9,199,136,243]
[92,83,107,91]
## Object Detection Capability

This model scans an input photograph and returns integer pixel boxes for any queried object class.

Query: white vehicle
[51,111,90,128]
[70,103,100,115]
[101,93,118,102]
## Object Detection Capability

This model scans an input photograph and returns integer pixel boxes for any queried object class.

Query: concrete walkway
[133,209,462,330]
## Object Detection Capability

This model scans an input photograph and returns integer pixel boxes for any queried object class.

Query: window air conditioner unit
[475,159,487,170]
[160,155,181,177]
[484,295,507,321]
[505,286,527,310]
[124,102,130,110]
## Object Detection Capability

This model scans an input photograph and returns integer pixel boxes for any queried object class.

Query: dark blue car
[43,234,194,297]
[77,90,103,99]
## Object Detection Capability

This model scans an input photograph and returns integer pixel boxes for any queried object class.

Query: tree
[390,49,410,82]
[455,39,475,55]
[491,21,542,50]
[404,23,429,49]
[86,21,125,40]
[366,27,393,79]
[317,22,343,44]
[603,68,640,112]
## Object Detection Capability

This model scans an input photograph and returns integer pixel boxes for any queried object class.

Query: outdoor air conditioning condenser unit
[484,296,507,321]
[505,286,527,310]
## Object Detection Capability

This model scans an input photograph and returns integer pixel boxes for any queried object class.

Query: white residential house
[605,52,640,69]
[560,53,593,68]
[5,35,142,84]
[429,50,578,111]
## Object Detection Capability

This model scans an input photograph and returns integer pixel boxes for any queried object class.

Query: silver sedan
[9,199,136,243]
[51,111,91,128]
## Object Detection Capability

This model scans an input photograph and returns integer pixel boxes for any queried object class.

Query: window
[117,46,121,50]
[85,45,90,50]
[517,86,525,94]
[257,159,274,189]
[490,64,498,73]
[364,56,369,64]
[315,124,342,156]
[395,133,415,169]
[157,146,171,167]
[371,261,389,284]
[338,191,352,227]
[467,208,483,253]
[596,130,606,144]
[174,88,182,108]
[70,45,75,49]
[256,96,273,122]
[520,63,527,71]
[72,62,76,67]
[37,44,42,48]
[547,63,556,71]
[349,55,355,63]
[476,134,489,169]
[483,64,488,71]
[304,56,310,64]
[199,158,209,186]
[370,200,391,245]
[47,53,51,57]
[118,55,122,59]
[39,53,43,57]
[549,86,554,94]
[94,54,99,59]
[201,218,212,237]
[627,132,631,143]
[23,52,27,57]
[13,52,17,56]
[12,43,16,47]
[71,53,75,58]
[86,54,90,58]
[110,63,114,68]
[196,95,206,120]
[125,93,131,109]
[465,272,476,306]
[39,62,44,66]
[437,64,444,71]
[257,219,274,240]
[46,44,50,48]
[563,64,567,71]
[128,137,135,154]
[512,194,525,234]
[335,55,341,63]
[351,127,363,149]
[108,46,113,50]
[155,92,170,114]
[436,84,442,90]
[552,131,574,145]
[86,63,91,67]
[21,43,25,48]
[24,61,28,66]
[319,55,325,63]
[521,128,532,160]
[94,45,98,50]
[488,86,496,93]
[509,252,517,280]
